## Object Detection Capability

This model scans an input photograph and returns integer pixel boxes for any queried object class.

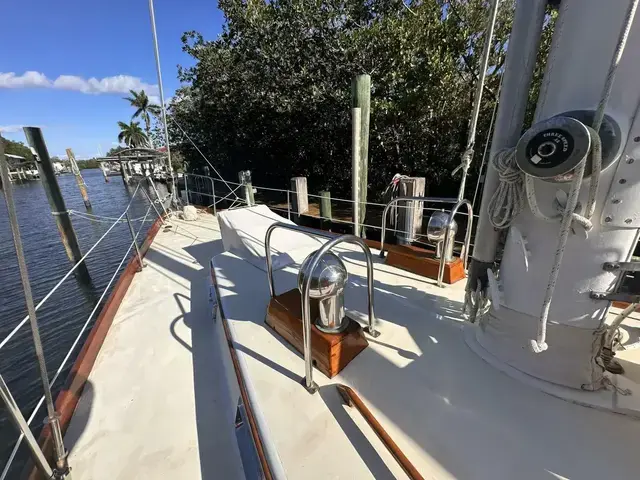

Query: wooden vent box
[265,289,368,378]
[385,245,466,285]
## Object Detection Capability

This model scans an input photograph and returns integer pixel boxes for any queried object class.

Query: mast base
[464,324,640,418]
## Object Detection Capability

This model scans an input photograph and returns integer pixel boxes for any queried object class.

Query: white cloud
[0,124,46,133]
[0,71,159,98]
[0,71,51,88]
[0,125,28,133]
[51,75,88,92]
[53,74,158,96]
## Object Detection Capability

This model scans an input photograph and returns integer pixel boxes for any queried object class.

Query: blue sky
[0,0,225,158]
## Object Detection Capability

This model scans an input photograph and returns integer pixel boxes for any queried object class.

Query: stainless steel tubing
[0,152,69,474]
[378,196,459,258]
[265,223,379,393]
[140,186,165,224]
[0,375,54,478]
[437,200,473,287]
[126,211,145,271]
[266,223,333,298]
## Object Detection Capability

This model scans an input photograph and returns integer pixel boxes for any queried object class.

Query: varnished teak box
[265,288,368,378]
[385,245,466,284]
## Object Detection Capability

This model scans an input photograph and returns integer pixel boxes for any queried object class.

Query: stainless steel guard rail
[265,222,379,394]
[438,200,473,287]
[378,196,473,287]
[0,173,161,478]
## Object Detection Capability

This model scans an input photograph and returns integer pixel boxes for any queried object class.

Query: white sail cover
[217,205,321,272]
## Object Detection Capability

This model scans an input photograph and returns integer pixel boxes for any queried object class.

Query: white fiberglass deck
[212,210,640,480]
[65,209,640,480]
[64,213,244,479]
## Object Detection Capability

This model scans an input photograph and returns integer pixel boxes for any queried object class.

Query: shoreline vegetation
[159,0,554,200]
[1,137,100,169]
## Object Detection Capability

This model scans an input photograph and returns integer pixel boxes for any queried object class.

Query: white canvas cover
[217,205,321,272]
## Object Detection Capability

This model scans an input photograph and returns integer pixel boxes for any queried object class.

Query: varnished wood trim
[216,282,274,480]
[613,301,630,308]
[24,216,164,480]
[385,245,466,284]
[266,289,369,378]
[336,384,425,480]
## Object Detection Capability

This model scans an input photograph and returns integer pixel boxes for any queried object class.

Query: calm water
[0,169,168,475]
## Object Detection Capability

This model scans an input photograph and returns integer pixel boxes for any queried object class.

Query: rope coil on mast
[486,148,525,229]
[488,129,601,219]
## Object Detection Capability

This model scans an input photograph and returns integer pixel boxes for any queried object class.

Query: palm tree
[123,89,161,143]
[117,121,148,147]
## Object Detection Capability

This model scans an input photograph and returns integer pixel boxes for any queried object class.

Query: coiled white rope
[488,125,602,234]
[486,148,525,229]
[525,127,601,235]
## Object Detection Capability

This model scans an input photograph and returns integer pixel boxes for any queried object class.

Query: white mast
[472,0,640,393]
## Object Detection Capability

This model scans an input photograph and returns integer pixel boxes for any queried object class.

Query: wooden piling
[66,148,92,209]
[119,156,130,185]
[99,162,109,183]
[246,183,255,206]
[23,127,91,281]
[351,74,371,238]
[290,177,308,223]
[238,170,255,206]
[319,190,332,230]
[352,107,362,236]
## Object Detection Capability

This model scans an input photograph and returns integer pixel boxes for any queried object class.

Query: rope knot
[529,339,548,354]
[461,147,474,166]
[570,213,593,232]
[451,147,475,177]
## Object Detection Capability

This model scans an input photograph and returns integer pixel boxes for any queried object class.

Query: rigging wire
[472,75,502,208]
[170,116,240,200]
[68,210,154,224]
[0,181,142,352]
[453,0,501,202]
[0,146,69,475]
[0,205,154,479]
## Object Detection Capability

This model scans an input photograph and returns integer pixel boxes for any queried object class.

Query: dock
[63,212,244,479]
